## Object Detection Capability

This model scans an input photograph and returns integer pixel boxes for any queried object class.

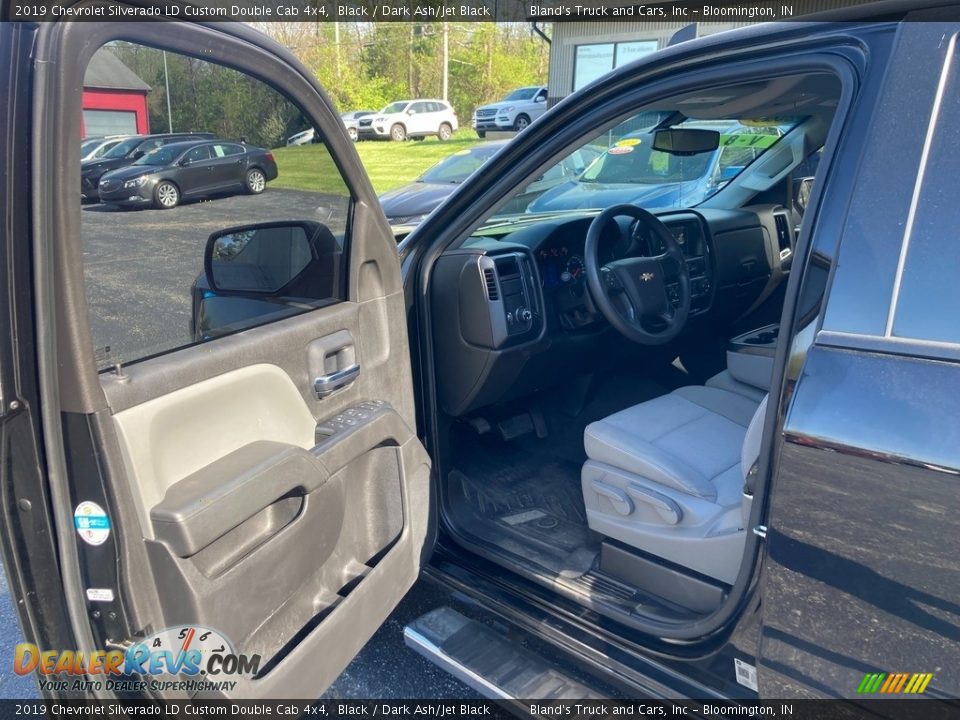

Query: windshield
[580,135,716,184]
[81,139,101,156]
[382,102,408,114]
[503,87,539,102]
[420,147,499,184]
[102,138,143,159]
[489,114,794,219]
[133,148,178,166]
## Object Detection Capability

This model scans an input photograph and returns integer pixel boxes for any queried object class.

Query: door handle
[314,363,360,398]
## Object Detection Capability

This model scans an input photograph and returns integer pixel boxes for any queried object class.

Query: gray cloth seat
[582,385,767,584]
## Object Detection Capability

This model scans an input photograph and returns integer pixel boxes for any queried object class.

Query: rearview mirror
[652,128,720,156]
[204,221,324,295]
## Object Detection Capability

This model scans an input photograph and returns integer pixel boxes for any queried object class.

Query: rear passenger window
[890,45,960,344]
[79,41,352,368]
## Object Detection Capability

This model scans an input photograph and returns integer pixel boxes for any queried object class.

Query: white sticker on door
[74,501,110,546]
[735,657,759,691]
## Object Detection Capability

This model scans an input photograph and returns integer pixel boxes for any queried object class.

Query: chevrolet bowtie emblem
[640,272,655,281]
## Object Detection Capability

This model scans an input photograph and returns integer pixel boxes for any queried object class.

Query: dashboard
[430,206,790,417]
[529,213,714,330]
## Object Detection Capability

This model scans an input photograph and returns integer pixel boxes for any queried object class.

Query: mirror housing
[535,95,546,103]
[793,176,815,214]
[178,158,191,167]
[204,221,334,296]
[653,128,720,156]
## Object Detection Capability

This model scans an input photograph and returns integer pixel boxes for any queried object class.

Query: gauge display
[538,246,570,289]
[562,255,584,283]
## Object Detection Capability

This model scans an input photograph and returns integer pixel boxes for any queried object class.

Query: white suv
[358,100,459,142]
[472,86,548,137]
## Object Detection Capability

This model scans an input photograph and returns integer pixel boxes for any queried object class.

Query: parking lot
[81,188,346,367]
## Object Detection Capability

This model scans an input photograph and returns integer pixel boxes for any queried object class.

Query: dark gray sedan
[97,140,279,209]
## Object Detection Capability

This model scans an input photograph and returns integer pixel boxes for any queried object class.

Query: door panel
[757,20,960,698]
[31,18,432,700]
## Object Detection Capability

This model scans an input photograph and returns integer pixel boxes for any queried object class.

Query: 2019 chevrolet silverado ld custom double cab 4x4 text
[1,0,959,705]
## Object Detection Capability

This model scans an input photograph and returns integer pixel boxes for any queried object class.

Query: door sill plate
[404,607,608,701]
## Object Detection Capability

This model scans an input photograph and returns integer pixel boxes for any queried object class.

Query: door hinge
[752,525,768,539]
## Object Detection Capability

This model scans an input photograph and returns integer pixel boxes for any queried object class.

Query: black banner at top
[3,0,949,23]
[2,699,960,719]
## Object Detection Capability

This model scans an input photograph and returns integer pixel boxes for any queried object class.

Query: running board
[404,607,608,701]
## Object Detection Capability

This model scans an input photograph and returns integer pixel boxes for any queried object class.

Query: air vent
[483,267,499,300]
[774,212,792,253]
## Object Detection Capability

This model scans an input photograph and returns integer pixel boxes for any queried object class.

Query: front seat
[581,386,768,585]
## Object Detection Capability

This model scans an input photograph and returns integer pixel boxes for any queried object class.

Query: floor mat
[446,373,670,579]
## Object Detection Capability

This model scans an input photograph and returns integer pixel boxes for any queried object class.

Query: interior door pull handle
[314,364,360,398]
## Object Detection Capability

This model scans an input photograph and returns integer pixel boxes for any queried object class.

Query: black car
[97,140,279,209]
[79,132,215,202]
[4,4,960,709]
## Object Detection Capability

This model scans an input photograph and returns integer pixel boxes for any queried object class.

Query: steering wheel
[585,204,691,345]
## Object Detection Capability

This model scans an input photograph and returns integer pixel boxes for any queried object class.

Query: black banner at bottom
[2,699,960,720]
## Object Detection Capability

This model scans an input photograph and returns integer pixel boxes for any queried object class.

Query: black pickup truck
[0,0,958,705]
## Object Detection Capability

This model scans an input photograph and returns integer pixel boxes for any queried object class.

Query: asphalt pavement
[0,566,475,699]
[81,188,347,369]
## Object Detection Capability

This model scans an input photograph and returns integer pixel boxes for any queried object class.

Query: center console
[726,324,779,392]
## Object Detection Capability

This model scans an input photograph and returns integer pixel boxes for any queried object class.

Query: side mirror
[179,158,191,167]
[535,95,546,103]
[794,176,815,214]
[652,128,720,156]
[204,221,329,295]
[406,109,416,116]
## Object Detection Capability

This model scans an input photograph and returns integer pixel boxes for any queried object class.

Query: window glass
[574,44,615,91]
[184,145,211,163]
[615,41,659,68]
[575,41,659,91]
[891,49,960,344]
[491,117,792,217]
[80,42,351,368]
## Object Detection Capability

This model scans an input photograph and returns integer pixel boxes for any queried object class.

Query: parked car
[472,85,548,137]
[97,140,278,209]
[340,110,376,142]
[79,135,130,162]
[5,5,960,706]
[379,141,600,226]
[286,128,315,146]
[358,99,458,141]
[527,122,782,213]
[80,132,215,202]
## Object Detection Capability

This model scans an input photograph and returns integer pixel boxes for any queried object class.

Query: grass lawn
[270,129,484,195]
